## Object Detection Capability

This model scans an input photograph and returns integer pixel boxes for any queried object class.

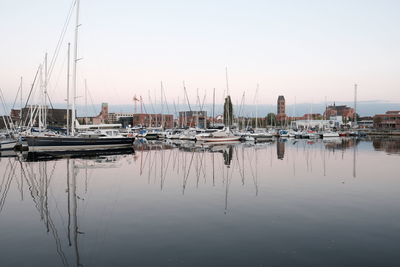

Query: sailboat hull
[26,136,134,152]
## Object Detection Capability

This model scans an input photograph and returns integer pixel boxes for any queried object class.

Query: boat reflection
[22,147,135,162]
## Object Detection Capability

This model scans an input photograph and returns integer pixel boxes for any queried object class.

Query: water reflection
[372,137,400,155]
[277,141,285,160]
[1,138,400,266]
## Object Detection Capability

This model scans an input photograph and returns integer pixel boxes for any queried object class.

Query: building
[300,113,322,120]
[0,115,12,129]
[9,106,71,128]
[373,111,400,129]
[358,116,374,128]
[178,111,207,128]
[109,112,135,124]
[324,103,355,121]
[277,95,285,114]
[276,96,287,123]
[132,113,173,128]
[78,103,109,125]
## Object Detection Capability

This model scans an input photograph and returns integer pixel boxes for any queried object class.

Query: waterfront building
[0,115,12,129]
[178,111,207,129]
[324,103,355,121]
[10,106,71,128]
[109,112,135,124]
[77,103,109,125]
[373,111,400,129]
[277,95,285,114]
[358,116,374,128]
[276,95,287,123]
[132,113,173,128]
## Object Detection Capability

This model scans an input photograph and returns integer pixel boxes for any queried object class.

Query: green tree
[265,113,276,126]
[223,95,233,126]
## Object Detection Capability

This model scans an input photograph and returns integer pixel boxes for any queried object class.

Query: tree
[265,113,276,126]
[354,113,360,122]
[223,95,233,126]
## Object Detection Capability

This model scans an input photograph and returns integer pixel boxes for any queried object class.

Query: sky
[1,0,400,110]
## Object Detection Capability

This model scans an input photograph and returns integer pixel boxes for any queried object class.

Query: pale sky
[1,0,400,108]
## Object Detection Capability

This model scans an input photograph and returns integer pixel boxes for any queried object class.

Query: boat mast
[353,83,357,127]
[212,88,215,128]
[44,53,48,129]
[71,0,80,136]
[255,84,259,129]
[85,79,88,124]
[20,76,23,124]
[66,43,70,135]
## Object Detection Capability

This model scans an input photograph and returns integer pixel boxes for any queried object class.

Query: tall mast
[71,0,80,135]
[353,83,357,127]
[66,43,70,135]
[84,79,88,124]
[19,76,23,123]
[44,52,48,129]
[212,88,215,128]
[255,84,259,129]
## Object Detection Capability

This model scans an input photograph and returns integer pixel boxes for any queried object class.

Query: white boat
[0,139,17,150]
[165,129,184,139]
[250,129,273,141]
[243,135,255,142]
[323,131,340,138]
[197,128,241,143]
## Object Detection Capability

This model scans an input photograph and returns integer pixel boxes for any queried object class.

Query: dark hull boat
[26,136,135,153]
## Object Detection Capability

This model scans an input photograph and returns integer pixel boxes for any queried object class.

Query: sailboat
[25,0,134,153]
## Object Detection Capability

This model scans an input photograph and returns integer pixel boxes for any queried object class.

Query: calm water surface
[0,138,399,267]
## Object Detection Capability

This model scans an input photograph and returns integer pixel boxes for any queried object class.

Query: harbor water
[0,138,399,266]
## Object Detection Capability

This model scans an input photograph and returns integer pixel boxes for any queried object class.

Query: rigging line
[0,161,17,214]
[87,85,97,115]
[11,82,22,110]
[182,151,195,194]
[24,65,41,108]
[162,85,170,114]
[48,49,68,102]
[47,0,76,83]
[0,160,12,192]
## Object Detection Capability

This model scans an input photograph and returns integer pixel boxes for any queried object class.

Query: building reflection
[277,141,285,160]
[323,138,359,151]
[372,138,400,154]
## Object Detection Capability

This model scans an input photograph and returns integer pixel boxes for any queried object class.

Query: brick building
[78,103,109,124]
[373,111,400,129]
[324,103,355,121]
[9,106,71,128]
[109,112,135,124]
[178,111,207,128]
[276,95,287,122]
[132,113,173,128]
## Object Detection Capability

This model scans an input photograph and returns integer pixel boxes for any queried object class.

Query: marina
[2,0,400,266]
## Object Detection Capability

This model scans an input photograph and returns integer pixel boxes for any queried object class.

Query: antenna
[225,67,230,96]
